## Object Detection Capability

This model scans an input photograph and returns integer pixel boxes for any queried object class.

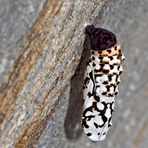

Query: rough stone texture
[0,0,46,86]
[0,0,148,148]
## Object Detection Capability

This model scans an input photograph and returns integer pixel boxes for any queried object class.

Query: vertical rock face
[0,0,46,85]
[0,0,148,148]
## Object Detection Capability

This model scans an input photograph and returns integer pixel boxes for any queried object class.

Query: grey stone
[0,0,148,148]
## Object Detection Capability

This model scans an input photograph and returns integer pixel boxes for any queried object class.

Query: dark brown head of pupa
[85,25,117,51]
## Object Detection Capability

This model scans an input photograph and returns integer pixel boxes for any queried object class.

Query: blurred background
[0,0,148,148]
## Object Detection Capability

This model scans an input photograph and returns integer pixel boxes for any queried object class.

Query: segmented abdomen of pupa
[82,25,125,141]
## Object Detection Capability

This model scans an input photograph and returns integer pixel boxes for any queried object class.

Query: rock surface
[0,0,148,148]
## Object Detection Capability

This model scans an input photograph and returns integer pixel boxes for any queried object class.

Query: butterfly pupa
[81,25,125,141]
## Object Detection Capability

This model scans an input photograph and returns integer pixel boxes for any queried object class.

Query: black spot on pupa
[115,92,118,95]
[114,46,117,50]
[108,117,112,127]
[82,108,95,121]
[102,92,107,95]
[92,62,96,67]
[115,75,118,81]
[117,65,120,70]
[95,74,103,77]
[102,69,109,74]
[92,102,101,112]
[113,72,117,75]
[110,65,114,70]
[96,85,100,88]
[84,77,90,85]
[94,69,101,73]
[99,56,103,60]
[89,71,94,82]
[91,51,95,54]
[108,75,112,81]
[100,116,107,127]
[87,116,95,121]
[102,81,108,85]
[109,56,113,60]
[81,119,89,128]
[106,85,110,92]
[98,133,100,135]
[94,122,98,128]
[108,93,114,97]
[119,71,123,75]
[94,95,100,102]
[108,124,112,127]
[100,63,105,66]
[113,84,116,91]
[87,133,92,136]
[107,49,112,53]
[87,92,92,98]
[92,56,95,60]
[83,106,95,116]
[103,132,106,135]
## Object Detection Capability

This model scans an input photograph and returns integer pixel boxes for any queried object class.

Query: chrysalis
[81,25,125,141]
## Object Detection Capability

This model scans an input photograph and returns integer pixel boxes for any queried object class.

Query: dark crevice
[64,34,91,140]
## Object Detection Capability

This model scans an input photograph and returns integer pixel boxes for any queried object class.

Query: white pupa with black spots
[82,44,125,141]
